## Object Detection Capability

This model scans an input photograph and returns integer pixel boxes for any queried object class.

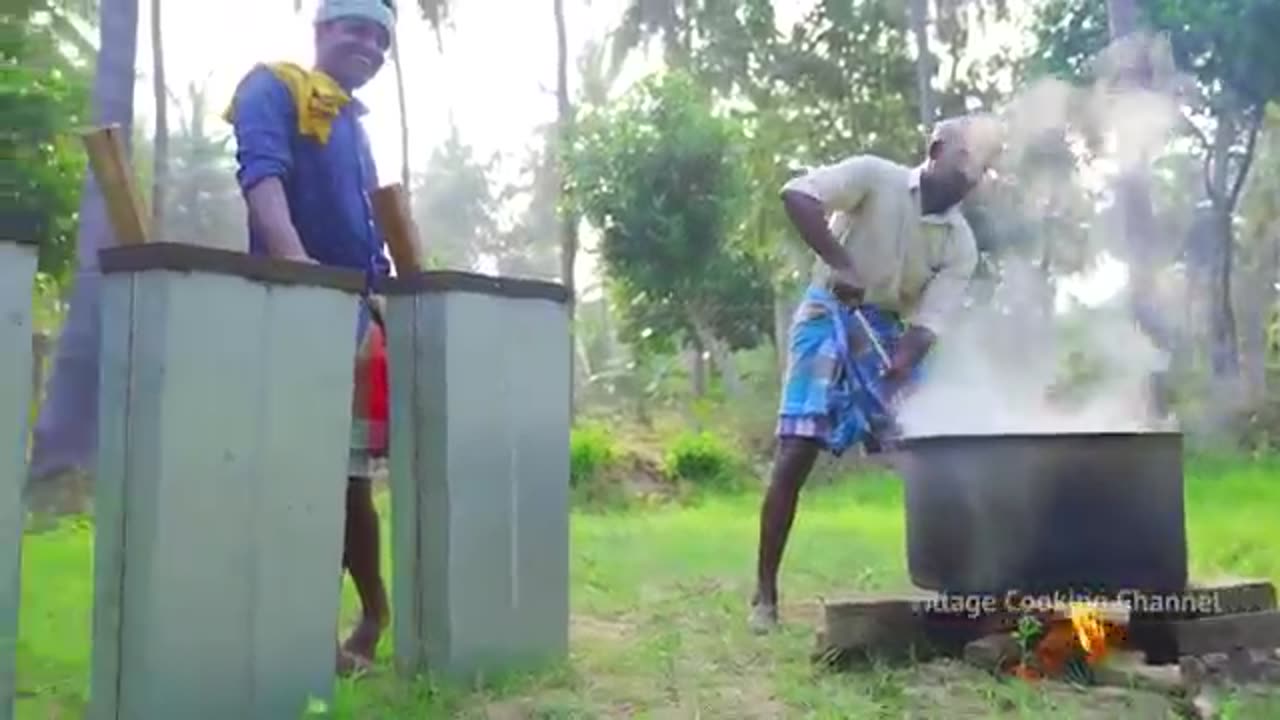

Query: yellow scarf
[223,62,352,144]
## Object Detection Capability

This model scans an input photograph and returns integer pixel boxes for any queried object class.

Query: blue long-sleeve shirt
[227,64,392,280]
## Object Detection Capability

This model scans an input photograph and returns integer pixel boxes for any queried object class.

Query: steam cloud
[897,33,1194,438]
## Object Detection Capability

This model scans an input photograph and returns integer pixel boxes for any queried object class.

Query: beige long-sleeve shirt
[782,154,978,335]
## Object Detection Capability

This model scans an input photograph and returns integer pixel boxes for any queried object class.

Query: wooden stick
[81,125,149,246]
[371,183,424,275]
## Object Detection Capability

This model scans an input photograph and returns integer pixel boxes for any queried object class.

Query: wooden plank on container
[371,183,423,275]
[81,125,149,246]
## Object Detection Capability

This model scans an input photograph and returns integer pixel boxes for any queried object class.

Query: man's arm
[886,222,979,384]
[780,191,853,274]
[245,178,311,261]
[228,67,311,262]
[357,129,393,277]
[779,155,880,291]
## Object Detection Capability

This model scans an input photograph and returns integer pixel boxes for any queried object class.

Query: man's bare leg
[750,436,822,633]
[341,477,389,663]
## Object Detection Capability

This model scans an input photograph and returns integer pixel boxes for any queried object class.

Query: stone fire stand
[89,244,366,720]
[1,239,38,720]
[381,271,572,681]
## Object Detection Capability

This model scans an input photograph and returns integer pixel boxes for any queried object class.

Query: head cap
[315,0,397,33]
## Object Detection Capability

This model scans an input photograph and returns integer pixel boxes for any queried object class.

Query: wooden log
[1169,610,1280,657]
[81,125,149,246]
[1093,650,1187,696]
[1129,579,1277,620]
[1132,610,1280,663]
[1180,649,1280,691]
[1184,579,1277,616]
[371,183,424,275]
[962,632,1021,673]
[819,595,938,665]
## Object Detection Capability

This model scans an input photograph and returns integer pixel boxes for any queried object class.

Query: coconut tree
[150,0,168,240]
[908,0,934,128]
[27,0,141,504]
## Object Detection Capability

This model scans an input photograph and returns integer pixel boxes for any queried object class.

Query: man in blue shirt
[225,0,396,674]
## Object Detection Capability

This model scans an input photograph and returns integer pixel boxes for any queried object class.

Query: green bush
[570,423,618,490]
[663,430,745,491]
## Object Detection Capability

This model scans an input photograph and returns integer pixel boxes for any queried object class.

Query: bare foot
[341,616,385,664]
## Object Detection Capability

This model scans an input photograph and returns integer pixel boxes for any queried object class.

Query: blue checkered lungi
[776,285,921,456]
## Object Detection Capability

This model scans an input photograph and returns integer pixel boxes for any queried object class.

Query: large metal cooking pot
[897,431,1187,596]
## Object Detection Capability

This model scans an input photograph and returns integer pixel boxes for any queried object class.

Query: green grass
[15,454,1280,718]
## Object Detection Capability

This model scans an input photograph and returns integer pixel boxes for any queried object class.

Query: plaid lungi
[349,300,389,478]
[776,285,920,456]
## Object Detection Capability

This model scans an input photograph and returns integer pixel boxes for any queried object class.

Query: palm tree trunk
[391,26,411,195]
[909,0,933,129]
[150,0,168,241]
[1208,111,1241,377]
[28,0,141,483]
[1239,223,1278,399]
[554,0,579,416]
[1106,0,1139,37]
[1106,0,1171,415]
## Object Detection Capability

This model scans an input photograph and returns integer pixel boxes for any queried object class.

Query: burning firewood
[998,603,1131,683]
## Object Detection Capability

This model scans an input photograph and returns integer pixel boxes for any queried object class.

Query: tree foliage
[410,124,501,271]
[1022,0,1280,381]
[566,71,772,356]
[1147,0,1280,112]
[3,1,92,282]
[161,81,245,249]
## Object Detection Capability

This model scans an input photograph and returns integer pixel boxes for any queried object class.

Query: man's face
[315,17,390,90]
[921,139,984,213]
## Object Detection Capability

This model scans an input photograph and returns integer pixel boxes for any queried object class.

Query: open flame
[1071,603,1109,664]
[1009,602,1127,681]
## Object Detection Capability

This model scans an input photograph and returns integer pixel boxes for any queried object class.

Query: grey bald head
[919,113,1004,214]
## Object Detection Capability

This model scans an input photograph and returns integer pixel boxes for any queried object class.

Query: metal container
[91,244,365,720]
[898,431,1188,596]
[1,238,38,720]
[380,270,572,681]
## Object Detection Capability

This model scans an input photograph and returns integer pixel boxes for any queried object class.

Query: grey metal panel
[248,283,356,719]
[387,293,445,676]
[91,268,359,720]
[388,286,570,681]
[0,242,37,720]
[88,271,150,720]
[502,294,571,663]
[439,291,515,674]
[117,270,259,719]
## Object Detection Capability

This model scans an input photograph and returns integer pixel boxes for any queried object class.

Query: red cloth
[366,323,388,427]
[353,320,389,453]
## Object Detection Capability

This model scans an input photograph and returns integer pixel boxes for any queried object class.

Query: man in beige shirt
[750,115,1002,633]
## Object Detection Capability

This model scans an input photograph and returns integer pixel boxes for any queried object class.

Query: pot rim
[898,430,1184,446]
